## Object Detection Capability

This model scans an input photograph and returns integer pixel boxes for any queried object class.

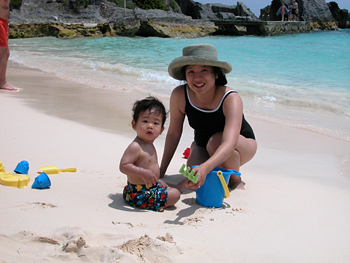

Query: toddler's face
[132,110,164,142]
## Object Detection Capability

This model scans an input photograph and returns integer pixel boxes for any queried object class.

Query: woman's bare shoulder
[172,84,186,96]
[224,86,236,93]
[170,85,186,114]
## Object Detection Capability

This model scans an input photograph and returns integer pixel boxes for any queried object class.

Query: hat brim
[168,56,232,80]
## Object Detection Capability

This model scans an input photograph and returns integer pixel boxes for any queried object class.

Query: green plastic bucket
[196,167,241,208]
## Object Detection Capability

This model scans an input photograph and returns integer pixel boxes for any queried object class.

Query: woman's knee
[187,143,209,167]
[207,132,222,155]
[222,149,240,171]
[237,138,257,166]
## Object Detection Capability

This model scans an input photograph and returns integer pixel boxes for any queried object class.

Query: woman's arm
[160,86,186,177]
[190,91,243,186]
[208,91,243,167]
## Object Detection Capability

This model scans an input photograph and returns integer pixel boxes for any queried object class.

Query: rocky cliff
[260,0,349,29]
[328,1,350,28]
[8,0,349,39]
[9,0,219,38]
[9,0,262,38]
[9,0,257,25]
[174,0,258,20]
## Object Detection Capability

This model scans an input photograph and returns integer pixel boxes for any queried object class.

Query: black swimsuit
[184,85,255,148]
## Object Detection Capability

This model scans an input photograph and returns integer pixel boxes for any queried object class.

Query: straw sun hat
[168,43,232,80]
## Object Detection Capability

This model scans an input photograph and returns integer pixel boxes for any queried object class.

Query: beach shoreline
[9,32,350,143]
[1,62,350,262]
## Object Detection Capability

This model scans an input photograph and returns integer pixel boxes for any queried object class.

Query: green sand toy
[179,164,199,183]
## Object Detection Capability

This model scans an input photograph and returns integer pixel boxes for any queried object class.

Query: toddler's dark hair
[132,96,167,127]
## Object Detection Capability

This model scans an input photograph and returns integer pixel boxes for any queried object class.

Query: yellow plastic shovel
[39,165,77,175]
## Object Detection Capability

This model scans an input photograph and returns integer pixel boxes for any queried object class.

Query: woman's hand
[186,164,211,190]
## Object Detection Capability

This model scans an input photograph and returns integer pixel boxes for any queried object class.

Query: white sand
[1,62,350,262]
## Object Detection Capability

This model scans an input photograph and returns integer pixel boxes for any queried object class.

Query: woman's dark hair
[213,67,228,86]
[181,66,228,86]
[132,96,167,127]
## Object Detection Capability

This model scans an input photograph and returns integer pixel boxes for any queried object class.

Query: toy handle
[217,171,230,198]
[58,168,77,173]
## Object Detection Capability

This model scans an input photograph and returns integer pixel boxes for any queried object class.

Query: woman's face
[185,65,217,94]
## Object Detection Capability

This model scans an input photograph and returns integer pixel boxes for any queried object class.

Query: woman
[160,43,257,190]
[276,2,288,21]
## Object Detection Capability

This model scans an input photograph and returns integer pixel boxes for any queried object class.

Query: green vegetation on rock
[9,0,22,10]
[133,0,165,10]
[108,0,136,9]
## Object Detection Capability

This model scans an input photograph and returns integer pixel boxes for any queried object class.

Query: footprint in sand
[2,202,57,211]
[112,221,134,228]
[196,208,215,214]
[226,202,247,214]
[156,233,175,244]
[183,216,205,226]
[116,234,181,262]
[112,221,147,229]
[36,236,60,245]
[31,202,57,209]
[8,229,122,261]
[6,202,57,211]
[63,236,87,253]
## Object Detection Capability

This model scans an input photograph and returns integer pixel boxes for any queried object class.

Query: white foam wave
[81,60,142,77]
[231,77,350,117]
[139,71,179,86]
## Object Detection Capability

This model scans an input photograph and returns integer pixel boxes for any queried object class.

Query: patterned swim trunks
[123,181,168,212]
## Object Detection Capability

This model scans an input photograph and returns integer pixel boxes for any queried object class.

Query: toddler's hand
[142,169,158,186]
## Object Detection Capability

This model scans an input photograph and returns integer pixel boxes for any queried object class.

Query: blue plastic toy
[32,172,51,189]
[14,160,29,174]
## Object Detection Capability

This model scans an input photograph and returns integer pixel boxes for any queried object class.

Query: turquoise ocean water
[9,29,350,141]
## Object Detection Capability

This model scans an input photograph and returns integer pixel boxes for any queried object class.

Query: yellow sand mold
[0,173,30,188]
[0,161,5,173]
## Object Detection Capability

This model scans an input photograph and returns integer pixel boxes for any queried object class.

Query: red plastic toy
[183,147,190,159]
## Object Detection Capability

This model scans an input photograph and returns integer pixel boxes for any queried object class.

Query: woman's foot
[0,82,17,91]
[229,174,245,190]
[176,179,190,193]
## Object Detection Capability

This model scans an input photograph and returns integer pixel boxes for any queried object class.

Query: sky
[197,0,350,17]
